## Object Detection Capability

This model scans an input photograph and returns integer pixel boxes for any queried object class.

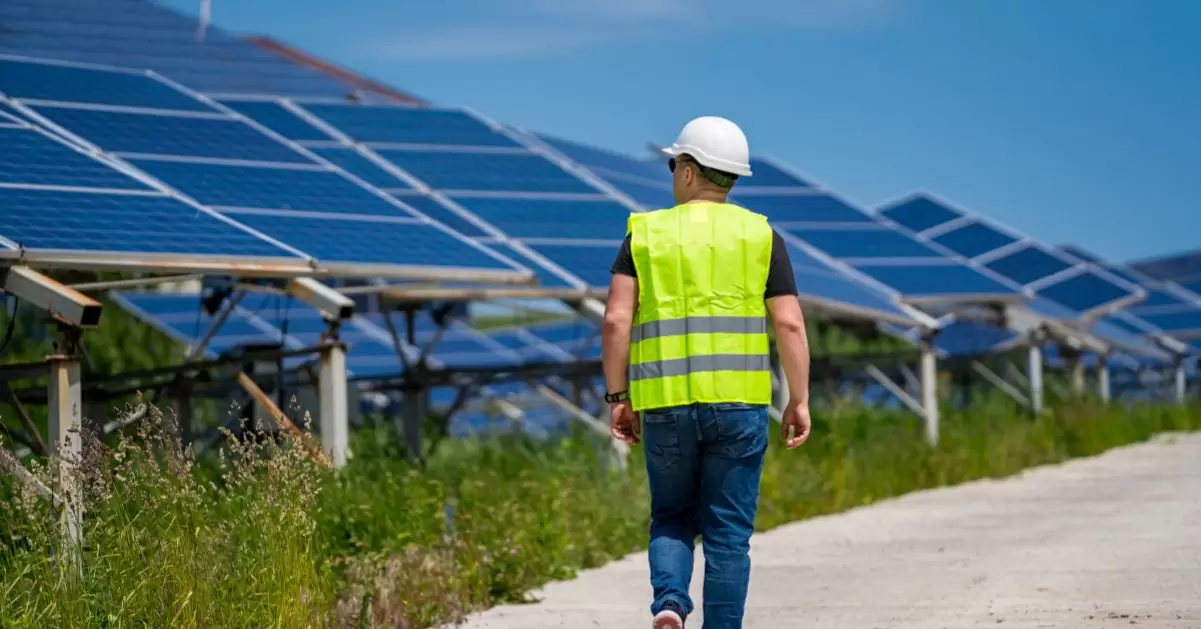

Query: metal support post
[47,352,83,552]
[1027,336,1044,415]
[318,342,349,468]
[1174,359,1187,404]
[1098,360,1111,403]
[1070,358,1086,395]
[920,347,939,446]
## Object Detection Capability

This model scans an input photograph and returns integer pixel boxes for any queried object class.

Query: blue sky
[165,0,1201,264]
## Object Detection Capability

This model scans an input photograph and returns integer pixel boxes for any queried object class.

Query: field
[1,395,1196,628]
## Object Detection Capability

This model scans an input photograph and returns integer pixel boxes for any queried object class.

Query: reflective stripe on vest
[626,202,774,411]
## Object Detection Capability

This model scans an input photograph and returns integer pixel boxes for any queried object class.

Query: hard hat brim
[661,144,752,177]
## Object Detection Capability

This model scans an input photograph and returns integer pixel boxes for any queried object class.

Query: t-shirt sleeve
[610,235,637,277]
[765,229,799,299]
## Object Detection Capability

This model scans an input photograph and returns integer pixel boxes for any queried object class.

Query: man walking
[602,116,813,629]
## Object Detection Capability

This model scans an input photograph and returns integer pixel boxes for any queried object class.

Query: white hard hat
[661,116,752,178]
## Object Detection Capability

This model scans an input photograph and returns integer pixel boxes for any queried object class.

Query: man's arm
[602,272,638,396]
[766,295,810,406]
[764,229,811,448]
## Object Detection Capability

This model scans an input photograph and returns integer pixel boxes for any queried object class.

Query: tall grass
[0,398,1196,628]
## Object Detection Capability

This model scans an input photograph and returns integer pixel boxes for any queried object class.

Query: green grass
[0,398,1197,628]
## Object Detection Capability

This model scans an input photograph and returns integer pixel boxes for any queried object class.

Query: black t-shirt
[609,229,799,299]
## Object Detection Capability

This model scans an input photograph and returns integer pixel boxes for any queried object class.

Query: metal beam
[865,364,927,419]
[288,277,355,321]
[970,360,1031,408]
[69,274,203,292]
[319,342,350,468]
[1071,357,1086,395]
[1,266,101,328]
[573,298,607,328]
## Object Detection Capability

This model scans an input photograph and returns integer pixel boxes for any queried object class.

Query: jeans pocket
[642,409,681,470]
[712,406,767,460]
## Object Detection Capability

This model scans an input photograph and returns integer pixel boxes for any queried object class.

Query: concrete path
[456,432,1201,628]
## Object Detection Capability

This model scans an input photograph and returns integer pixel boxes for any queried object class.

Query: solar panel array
[0,0,368,98]
[0,56,531,282]
[1059,245,1201,348]
[531,132,1021,310]
[214,96,657,292]
[879,192,1146,316]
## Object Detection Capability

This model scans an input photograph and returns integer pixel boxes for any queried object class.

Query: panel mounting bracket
[0,265,102,329]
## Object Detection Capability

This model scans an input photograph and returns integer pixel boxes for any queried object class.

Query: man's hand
[781,401,811,449]
[610,401,640,445]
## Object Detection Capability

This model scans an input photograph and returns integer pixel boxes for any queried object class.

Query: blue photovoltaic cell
[1036,271,1133,313]
[879,196,963,233]
[524,243,621,288]
[1130,252,1201,283]
[0,59,211,112]
[0,126,151,189]
[536,134,665,183]
[495,245,574,288]
[396,195,492,238]
[853,263,1016,298]
[787,228,942,259]
[931,221,1018,258]
[0,187,299,257]
[602,177,676,210]
[1099,315,1150,337]
[733,194,873,224]
[220,100,330,142]
[226,212,514,269]
[303,104,520,147]
[1182,280,1201,296]
[742,158,812,188]
[448,197,630,240]
[984,245,1074,286]
[374,150,597,194]
[30,106,309,163]
[1137,310,1201,333]
[934,321,1017,357]
[307,147,413,190]
[1129,289,1186,310]
[792,267,912,322]
[130,160,405,216]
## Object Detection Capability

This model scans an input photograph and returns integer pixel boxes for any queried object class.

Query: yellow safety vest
[627,202,774,411]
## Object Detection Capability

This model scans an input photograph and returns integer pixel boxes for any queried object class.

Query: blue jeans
[641,401,770,628]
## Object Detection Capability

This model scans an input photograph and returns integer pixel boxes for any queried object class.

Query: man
[602,115,813,629]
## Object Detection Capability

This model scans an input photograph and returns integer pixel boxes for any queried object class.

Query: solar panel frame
[0,56,537,284]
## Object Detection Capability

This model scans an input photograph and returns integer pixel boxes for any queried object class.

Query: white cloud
[365,0,902,60]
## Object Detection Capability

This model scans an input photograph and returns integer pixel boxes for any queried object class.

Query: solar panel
[128,159,403,216]
[853,263,1016,300]
[301,104,521,147]
[0,57,534,282]
[733,194,875,224]
[877,192,1141,316]
[29,106,309,163]
[373,149,600,194]
[931,221,1019,258]
[0,57,211,112]
[0,125,150,189]
[984,245,1074,285]
[443,197,630,240]
[221,100,330,142]
[306,147,414,190]
[785,227,944,259]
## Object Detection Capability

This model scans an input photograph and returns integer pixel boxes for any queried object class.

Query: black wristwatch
[604,390,630,404]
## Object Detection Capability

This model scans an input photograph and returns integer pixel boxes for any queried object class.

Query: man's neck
[683,191,728,205]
